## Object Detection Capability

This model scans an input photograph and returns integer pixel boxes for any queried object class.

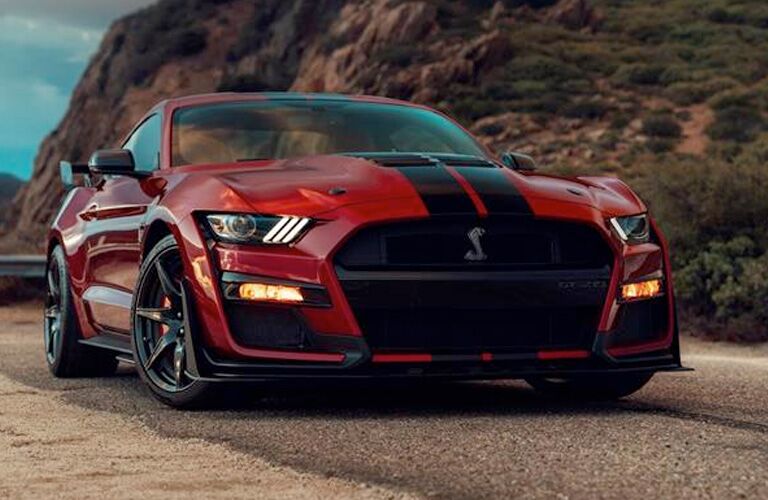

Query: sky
[0,0,157,180]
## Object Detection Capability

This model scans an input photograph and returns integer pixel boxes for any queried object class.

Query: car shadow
[210,378,637,419]
[15,363,663,420]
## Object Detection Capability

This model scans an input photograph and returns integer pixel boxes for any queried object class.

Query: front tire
[525,372,654,401]
[131,235,216,409]
[45,246,118,377]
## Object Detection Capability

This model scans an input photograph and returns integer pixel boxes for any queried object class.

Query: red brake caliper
[160,297,171,336]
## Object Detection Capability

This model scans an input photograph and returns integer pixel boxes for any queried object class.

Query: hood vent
[345,153,498,169]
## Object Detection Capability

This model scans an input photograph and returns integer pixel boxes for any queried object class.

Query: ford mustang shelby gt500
[46,93,684,407]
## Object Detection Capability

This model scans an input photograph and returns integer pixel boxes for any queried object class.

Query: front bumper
[183,287,685,383]
[177,211,683,383]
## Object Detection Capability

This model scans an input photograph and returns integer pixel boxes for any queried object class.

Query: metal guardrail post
[0,256,47,278]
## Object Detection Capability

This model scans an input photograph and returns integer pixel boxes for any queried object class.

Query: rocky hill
[1,0,745,248]
[7,0,768,339]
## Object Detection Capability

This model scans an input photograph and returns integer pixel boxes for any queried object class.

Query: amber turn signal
[621,279,663,301]
[238,283,304,303]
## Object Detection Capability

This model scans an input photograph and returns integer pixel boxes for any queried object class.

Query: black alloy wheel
[45,245,118,377]
[44,258,64,365]
[132,235,214,407]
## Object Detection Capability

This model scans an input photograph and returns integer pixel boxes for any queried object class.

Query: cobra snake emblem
[464,227,488,262]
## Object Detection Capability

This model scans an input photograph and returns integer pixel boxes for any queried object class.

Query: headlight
[205,214,312,244]
[609,214,649,244]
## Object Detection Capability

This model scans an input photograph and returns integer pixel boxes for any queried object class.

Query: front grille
[335,217,613,353]
[336,217,612,270]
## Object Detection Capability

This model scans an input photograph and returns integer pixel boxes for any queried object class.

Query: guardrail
[0,256,47,278]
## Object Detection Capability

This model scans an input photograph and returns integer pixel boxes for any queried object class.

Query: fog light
[621,279,663,301]
[238,283,304,303]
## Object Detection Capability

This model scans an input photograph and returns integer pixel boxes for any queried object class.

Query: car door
[82,114,162,335]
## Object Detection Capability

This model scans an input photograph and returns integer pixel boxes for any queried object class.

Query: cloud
[0,0,159,179]
[0,0,157,29]
[0,78,69,150]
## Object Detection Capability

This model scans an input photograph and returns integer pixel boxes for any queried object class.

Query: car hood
[172,154,645,218]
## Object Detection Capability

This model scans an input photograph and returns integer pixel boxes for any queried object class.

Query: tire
[525,372,654,401]
[44,246,119,377]
[131,235,216,409]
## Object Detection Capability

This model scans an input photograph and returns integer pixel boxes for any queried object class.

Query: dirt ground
[0,304,411,500]
[1,303,767,499]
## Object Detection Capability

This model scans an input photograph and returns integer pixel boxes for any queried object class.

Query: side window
[123,114,161,172]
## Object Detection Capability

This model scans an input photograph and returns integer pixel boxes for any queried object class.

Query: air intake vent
[345,153,497,168]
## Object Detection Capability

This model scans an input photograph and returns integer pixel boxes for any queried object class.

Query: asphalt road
[1,303,767,499]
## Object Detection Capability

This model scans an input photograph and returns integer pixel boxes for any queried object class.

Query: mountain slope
[7,0,768,339]
[11,0,768,248]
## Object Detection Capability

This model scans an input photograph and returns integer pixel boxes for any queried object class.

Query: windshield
[171,100,486,166]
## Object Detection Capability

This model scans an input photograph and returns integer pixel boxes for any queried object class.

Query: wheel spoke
[144,330,178,371]
[136,307,173,325]
[50,326,60,355]
[155,260,181,299]
[173,340,186,387]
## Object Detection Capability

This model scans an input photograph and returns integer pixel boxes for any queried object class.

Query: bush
[376,45,428,67]
[632,156,768,340]
[477,122,505,136]
[167,28,207,57]
[707,106,765,143]
[217,74,274,92]
[676,238,768,341]
[610,112,632,130]
[634,157,768,263]
[562,99,610,120]
[646,138,676,153]
[709,88,768,111]
[707,7,746,25]
[504,55,585,85]
[663,78,737,106]
[642,115,682,138]
[613,64,666,86]
[450,98,499,123]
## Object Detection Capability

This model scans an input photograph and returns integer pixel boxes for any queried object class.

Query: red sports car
[46,93,683,407]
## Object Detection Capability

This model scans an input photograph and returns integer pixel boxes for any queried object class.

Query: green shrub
[646,138,676,153]
[709,88,768,111]
[707,7,746,25]
[167,28,207,57]
[504,55,585,85]
[707,106,765,143]
[631,155,768,340]
[663,79,737,106]
[562,99,610,120]
[217,74,274,92]
[376,44,428,67]
[609,112,632,130]
[477,122,505,136]
[450,98,499,123]
[633,157,768,263]
[676,238,768,341]
[642,115,682,138]
[613,64,666,86]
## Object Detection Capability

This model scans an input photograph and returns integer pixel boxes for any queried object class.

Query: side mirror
[59,161,91,190]
[500,151,537,172]
[88,149,148,178]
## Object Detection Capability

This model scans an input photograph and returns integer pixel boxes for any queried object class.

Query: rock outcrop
[6,0,621,251]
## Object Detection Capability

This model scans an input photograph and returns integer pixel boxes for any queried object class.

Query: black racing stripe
[395,166,477,215]
[453,167,532,214]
